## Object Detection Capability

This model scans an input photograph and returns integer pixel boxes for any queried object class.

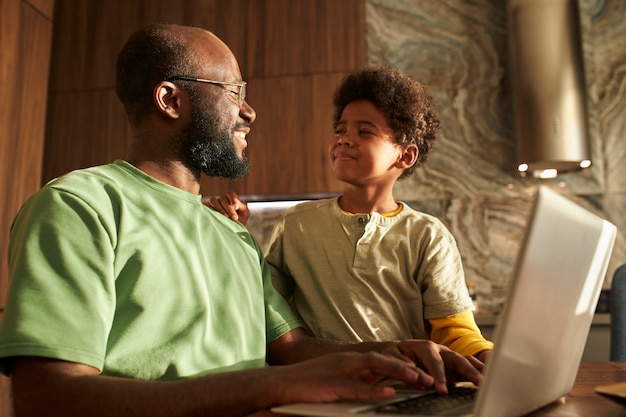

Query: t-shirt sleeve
[262,255,302,342]
[265,215,296,300]
[418,220,475,320]
[429,312,494,356]
[0,187,116,375]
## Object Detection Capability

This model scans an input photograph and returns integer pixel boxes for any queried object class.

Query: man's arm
[9,352,423,417]
[267,328,484,395]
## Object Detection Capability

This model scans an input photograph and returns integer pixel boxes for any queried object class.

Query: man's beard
[179,98,250,180]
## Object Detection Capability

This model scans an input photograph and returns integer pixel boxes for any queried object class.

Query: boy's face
[329,99,412,187]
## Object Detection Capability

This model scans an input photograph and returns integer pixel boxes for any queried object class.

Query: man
[0,23,482,417]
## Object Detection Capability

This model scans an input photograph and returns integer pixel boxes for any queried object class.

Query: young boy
[211,65,493,362]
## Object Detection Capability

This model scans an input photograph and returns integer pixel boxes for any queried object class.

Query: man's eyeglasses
[166,76,247,107]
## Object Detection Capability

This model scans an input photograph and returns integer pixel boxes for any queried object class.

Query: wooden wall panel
[1,0,22,313]
[15,7,55,193]
[1,0,55,414]
[200,0,366,197]
[26,0,54,18]
[1,0,54,307]
[43,0,365,195]
[246,0,366,77]
[43,0,248,184]
[48,0,249,91]
[44,90,131,175]
[232,73,347,195]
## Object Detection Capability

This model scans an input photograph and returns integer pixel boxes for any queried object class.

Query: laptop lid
[271,186,617,417]
[473,186,616,417]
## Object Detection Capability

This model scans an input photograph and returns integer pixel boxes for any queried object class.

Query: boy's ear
[397,144,419,169]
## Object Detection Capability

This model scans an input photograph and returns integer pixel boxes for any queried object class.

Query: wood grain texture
[47,0,248,91]
[0,0,53,414]
[44,90,131,174]
[0,0,21,314]
[26,0,54,18]
[246,0,366,77]
[0,372,12,417]
[1,0,53,310]
[200,72,349,196]
[43,0,365,197]
[0,0,18,409]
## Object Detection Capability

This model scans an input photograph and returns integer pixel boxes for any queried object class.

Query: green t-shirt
[0,160,301,379]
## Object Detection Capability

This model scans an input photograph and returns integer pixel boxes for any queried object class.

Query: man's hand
[270,351,431,405]
[11,353,423,416]
[205,191,250,225]
[475,350,491,364]
[381,340,484,395]
[269,330,484,399]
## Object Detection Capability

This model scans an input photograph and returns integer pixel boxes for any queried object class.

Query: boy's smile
[329,99,408,187]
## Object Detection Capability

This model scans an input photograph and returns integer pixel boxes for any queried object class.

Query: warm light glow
[580,160,592,169]
[518,163,529,172]
[532,169,558,179]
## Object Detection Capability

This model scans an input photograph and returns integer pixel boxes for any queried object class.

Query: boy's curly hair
[332,65,441,179]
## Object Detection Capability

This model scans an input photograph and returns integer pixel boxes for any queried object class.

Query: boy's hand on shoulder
[205,191,250,225]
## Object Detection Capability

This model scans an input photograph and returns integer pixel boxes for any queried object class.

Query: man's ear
[396,144,419,169]
[154,81,183,119]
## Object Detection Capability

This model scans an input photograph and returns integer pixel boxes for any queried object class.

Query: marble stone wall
[247,0,625,314]
[366,0,625,312]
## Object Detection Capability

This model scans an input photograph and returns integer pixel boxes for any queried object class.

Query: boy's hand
[205,191,250,225]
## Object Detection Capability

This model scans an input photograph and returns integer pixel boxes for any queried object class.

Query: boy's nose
[337,135,353,146]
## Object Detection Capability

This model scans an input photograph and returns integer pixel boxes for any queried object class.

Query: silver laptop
[272,186,617,417]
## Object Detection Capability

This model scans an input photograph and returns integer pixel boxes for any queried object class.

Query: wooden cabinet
[43,0,366,197]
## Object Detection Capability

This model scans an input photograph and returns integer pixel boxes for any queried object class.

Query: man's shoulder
[27,162,135,214]
[45,161,127,191]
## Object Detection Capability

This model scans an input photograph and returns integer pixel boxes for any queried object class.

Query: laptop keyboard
[370,386,477,415]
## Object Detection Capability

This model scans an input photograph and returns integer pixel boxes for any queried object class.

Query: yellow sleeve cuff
[429,311,494,357]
